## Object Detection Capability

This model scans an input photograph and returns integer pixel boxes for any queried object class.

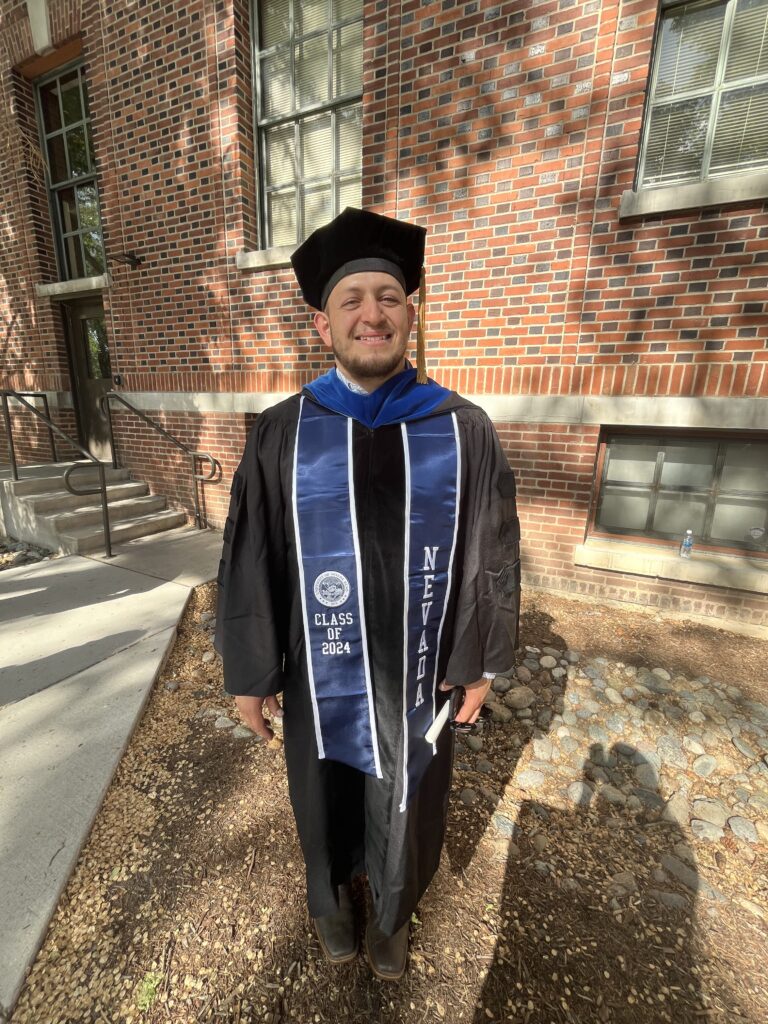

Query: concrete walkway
[0,527,222,1022]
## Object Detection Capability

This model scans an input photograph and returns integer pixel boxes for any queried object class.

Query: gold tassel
[416,266,428,384]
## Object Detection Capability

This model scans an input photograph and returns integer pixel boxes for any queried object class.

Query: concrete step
[25,481,149,514]
[44,494,168,534]
[0,462,80,481]
[9,465,131,497]
[58,509,188,554]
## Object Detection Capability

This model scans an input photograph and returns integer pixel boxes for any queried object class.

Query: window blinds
[642,0,768,185]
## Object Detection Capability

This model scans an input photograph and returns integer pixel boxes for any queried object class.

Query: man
[215,207,520,980]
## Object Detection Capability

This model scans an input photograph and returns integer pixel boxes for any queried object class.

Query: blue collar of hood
[303,364,451,428]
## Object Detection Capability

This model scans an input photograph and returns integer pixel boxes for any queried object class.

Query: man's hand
[234,694,283,741]
[438,677,492,725]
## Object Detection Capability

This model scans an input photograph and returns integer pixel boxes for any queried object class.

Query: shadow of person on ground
[444,608,569,877]
[473,742,745,1024]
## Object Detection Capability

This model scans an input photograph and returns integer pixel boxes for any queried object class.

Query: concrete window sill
[236,245,295,271]
[619,169,768,219]
[36,274,110,298]
[574,537,768,596]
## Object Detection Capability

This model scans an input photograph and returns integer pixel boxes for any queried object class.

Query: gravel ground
[8,585,768,1024]
[0,534,57,570]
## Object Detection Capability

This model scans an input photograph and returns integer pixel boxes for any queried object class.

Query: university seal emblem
[313,571,351,608]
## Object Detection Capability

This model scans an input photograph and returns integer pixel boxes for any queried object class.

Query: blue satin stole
[293,398,461,808]
[399,412,461,809]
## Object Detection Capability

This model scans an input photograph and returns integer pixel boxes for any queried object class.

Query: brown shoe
[312,884,357,964]
[365,916,409,980]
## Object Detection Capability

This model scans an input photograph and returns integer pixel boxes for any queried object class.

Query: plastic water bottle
[679,530,694,558]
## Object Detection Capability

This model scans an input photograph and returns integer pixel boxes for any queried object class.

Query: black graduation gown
[214,389,521,935]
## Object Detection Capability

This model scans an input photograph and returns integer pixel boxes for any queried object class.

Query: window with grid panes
[595,434,768,552]
[254,0,363,248]
[638,0,768,187]
[36,64,106,280]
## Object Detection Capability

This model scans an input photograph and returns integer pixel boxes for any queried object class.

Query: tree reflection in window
[82,317,111,380]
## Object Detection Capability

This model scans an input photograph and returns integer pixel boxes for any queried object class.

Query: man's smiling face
[313,271,416,391]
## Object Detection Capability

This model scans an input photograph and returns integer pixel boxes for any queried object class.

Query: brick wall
[0,404,80,465]
[1,0,766,626]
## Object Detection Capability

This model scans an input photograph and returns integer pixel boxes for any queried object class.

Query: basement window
[590,432,768,554]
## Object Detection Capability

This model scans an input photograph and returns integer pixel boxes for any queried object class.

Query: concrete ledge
[110,391,768,430]
[620,170,768,219]
[35,275,110,299]
[236,245,295,271]
[575,538,768,596]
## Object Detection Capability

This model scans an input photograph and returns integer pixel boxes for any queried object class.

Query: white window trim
[36,273,110,298]
[622,0,768,218]
[236,244,296,270]
[575,536,768,595]
[620,167,768,217]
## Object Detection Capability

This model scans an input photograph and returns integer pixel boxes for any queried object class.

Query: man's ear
[313,309,333,351]
[406,300,416,333]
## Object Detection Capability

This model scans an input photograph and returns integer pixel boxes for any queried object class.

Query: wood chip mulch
[9,585,768,1024]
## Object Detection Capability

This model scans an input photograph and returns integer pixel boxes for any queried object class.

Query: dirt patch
[10,586,768,1024]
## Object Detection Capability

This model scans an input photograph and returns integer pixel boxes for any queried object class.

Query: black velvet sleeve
[214,419,286,697]
[445,411,521,685]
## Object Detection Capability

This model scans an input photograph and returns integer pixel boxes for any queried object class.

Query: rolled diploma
[424,698,452,744]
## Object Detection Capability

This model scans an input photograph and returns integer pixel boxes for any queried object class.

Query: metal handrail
[1,388,114,557]
[100,391,221,528]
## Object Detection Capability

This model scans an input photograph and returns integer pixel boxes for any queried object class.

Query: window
[35,64,106,280]
[82,316,111,379]
[638,0,768,189]
[594,433,768,552]
[253,0,363,249]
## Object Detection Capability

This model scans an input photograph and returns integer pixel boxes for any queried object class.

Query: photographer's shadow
[444,632,567,875]
[474,743,742,1023]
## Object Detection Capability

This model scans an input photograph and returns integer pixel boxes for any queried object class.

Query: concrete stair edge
[43,495,168,533]
[58,509,189,554]
[8,468,132,497]
[25,481,149,514]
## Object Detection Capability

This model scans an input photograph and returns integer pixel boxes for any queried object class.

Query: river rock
[515,665,532,683]
[728,816,758,843]
[492,813,520,838]
[660,854,722,901]
[532,737,553,761]
[733,737,758,761]
[690,819,724,842]
[600,785,626,806]
[683,736,706,756]
[566,781,593,807]
[692,754,718,778]
[490,703,513,724]
[649,889,690,910]
[692,799,728,827]
[506,686,535,710]
[663,792,691,824]
[232,725,257,740]
[516,769,546,790]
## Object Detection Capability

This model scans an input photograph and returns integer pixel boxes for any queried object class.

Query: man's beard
[330,333,407,380]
